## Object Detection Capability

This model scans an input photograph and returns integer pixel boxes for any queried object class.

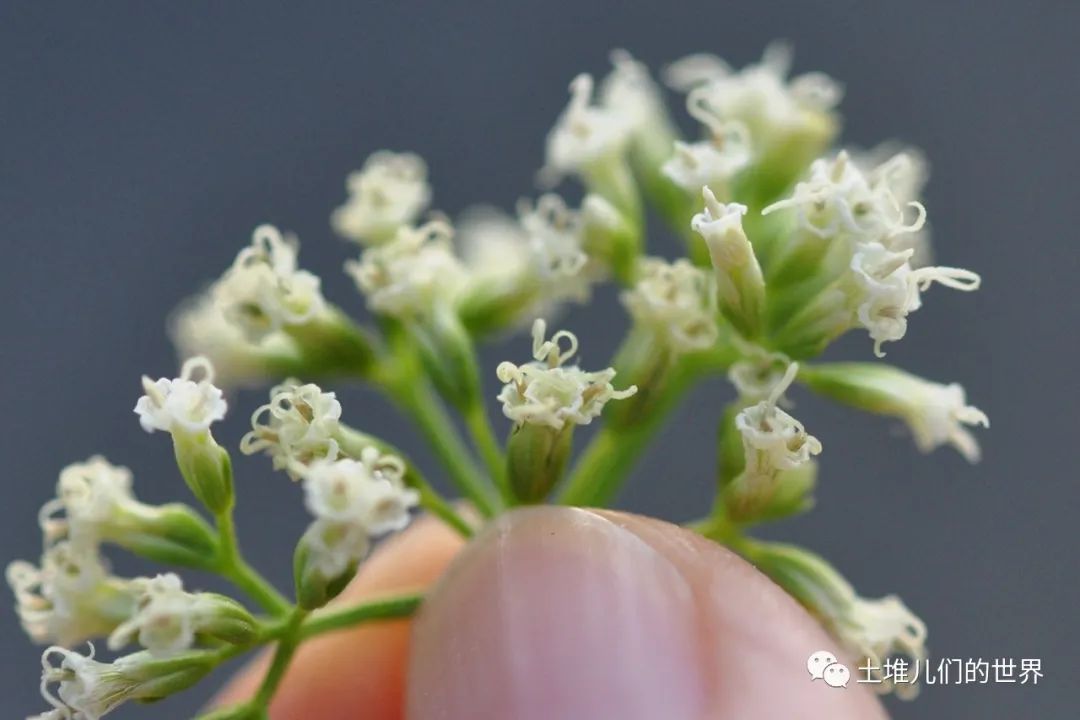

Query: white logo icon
[808,650,848,689]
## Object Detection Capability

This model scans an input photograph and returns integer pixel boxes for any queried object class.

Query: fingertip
[408,507,887,720]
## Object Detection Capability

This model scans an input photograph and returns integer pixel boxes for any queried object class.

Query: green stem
[299,592,425,640]
[463,401,512,505]
[391,377,498,516]
[252,607,309,709]
[215,510,291,616]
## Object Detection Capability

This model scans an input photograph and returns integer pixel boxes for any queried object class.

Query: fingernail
[408,507,709,720]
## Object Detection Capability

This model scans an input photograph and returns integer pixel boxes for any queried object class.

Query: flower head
[212,225,326,342]
[168,293,298,389]
[763,151,927,244]
[831,595,928,700]
[298,451,419,581]
[134,357,226,436]
[800,363,989,462]
[496,319,637,430]
[346,220,468,318]
[105,574,252,658]
[105,574,195,657]
[240,379,342,478]
[620,257,718,353]
[728,349,793,404]
[40,644,209,719]
[735,363,821,476]
[667,43,841,161]
[850,242,981,357]
[517,194,598,303]
[332,151,431,245]
[303,450,418,535]
[7,543,136,647]
[38,457,136,547]
[542,74,632,183]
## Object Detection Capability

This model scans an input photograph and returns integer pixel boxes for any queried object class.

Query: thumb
[408,506,886,720]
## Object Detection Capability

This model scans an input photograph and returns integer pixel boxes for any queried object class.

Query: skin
[217,507,887,719]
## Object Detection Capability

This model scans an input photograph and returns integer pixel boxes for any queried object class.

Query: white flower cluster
[542,73,633,184]
[346,220,469,319]
[496,319,637,430]
[299,449,419,580]
[735,363,821,478]
[665,43,841,161]
[134,357,226,437]
[620,257,718,353]
[332,151,431,246]
[169,226,326,384]
[240,379,343,477]
[105,573,252,659]
[38,645,142,720]
[832,594,928,700]
[7,541,135,649]
[765,151,980,355]
[727,349,792,404]
[213,225,326,342]
[662,93,751,196]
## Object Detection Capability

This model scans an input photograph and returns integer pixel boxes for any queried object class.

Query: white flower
[303,452,418,535]
[727,350,792,403]
[240,379,343,478]
[346,220,469,318]
[667,43,841,157]
[735,363,821,477]
[168,293,298,389]
[134,357,226,436]
[40,645,130,720]
[517,194,598,303]
[850,242,981,357]
[763,151,927,244]
[299,451,418,578]
[620,257,718,353]
[542,74,632,183]
[39,644,204,720]
[496,319,637,430]
[37,457,136,547]
[7,543,135,647]
[832,595,928,700]
[105,574,204,657]
[599,50,662,134]
[850,146,933,262]
[212,225,326,342]
[903,381,989,462]
[298,518,370,580]
[662,125,751,195]
[331,151,431,245]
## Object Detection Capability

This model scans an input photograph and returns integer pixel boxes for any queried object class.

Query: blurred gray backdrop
[1,1,1076,718]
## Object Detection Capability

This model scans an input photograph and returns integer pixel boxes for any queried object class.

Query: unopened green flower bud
[691,188,766,338]
[172,431,234,515]
[506,422,573,503]
[109,503,219,569]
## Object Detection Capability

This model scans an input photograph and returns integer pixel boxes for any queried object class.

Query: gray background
[1,1,1076,717]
